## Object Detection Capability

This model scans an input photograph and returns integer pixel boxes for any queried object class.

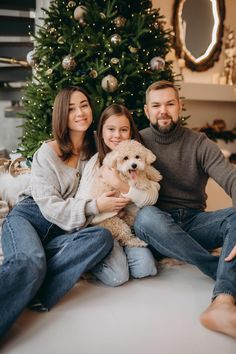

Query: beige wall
[152,0,236,84]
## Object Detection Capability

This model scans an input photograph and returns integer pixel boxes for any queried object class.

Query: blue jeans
[134,206,236,299]
[92,240,158,286]
[0,197,113,338]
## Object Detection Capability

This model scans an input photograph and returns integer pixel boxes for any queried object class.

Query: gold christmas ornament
[74,5,87,20]
[153,22,159,29]
[67,1,76,8]
[150,56,165,71]
[110,57,119,65]
[49,27,56,34]
[62,55,76,70]
[26,49,37,67]
[110,34,122,46]
[46,68,53,75]
[57,36,64,44]
[89,69,98,78]
[128,46,139,53]
[114,16,126,28]
[100,12,106,20]
[101,74,118,92]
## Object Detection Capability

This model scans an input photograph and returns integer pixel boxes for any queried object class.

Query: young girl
[0,87,128,338]
[77,104,159,286]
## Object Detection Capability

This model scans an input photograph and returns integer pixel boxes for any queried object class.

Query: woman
[77,104,159,286]
[0,87,128,338]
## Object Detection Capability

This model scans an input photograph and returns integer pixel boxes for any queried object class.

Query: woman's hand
[96,190,130,213]
[225,245,236,261]
[100,166,129,193]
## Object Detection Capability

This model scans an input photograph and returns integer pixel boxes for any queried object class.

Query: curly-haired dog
[89,140,162,247]
[0,172,30,208]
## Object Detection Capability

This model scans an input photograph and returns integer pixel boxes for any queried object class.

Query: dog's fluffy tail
[0,172,31,207]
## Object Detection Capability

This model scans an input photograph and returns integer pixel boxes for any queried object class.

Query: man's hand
[225,245,236,261]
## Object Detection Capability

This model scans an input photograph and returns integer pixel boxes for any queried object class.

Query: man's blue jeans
[0,197,113,338]
[134,206,236,299]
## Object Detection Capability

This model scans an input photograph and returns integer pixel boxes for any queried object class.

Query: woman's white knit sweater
[24,142,98,232]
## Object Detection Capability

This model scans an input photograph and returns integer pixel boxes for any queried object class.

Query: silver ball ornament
[110,34,122,46]
[74,5,87,20]
[62,55,76,70]
[114,16,126,28]
[101,75,118,93]
[150,56,165,71]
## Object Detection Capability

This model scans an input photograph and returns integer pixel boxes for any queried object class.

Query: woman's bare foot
[200,294,236,338]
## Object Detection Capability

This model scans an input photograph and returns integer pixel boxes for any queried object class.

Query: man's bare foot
[200,294,236,338]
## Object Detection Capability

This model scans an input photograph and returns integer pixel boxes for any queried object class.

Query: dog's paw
[123,238,147,248]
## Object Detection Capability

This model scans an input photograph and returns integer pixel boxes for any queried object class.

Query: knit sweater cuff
[85,199,99,216]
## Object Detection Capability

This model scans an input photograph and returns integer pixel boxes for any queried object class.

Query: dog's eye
[123,156,129,160]
[135,155,140,159]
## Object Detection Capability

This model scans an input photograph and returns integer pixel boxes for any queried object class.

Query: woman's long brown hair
[52,86,96,161]
[96,104,142,165]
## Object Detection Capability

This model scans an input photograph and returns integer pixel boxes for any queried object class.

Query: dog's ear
[146,166,162,182]
[145,148,156,165]
[103,150,118,168]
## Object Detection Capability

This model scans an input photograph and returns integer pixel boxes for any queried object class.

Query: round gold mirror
[172,0,225,71]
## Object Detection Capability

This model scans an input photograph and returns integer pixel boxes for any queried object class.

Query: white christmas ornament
[150,56,165,71]
[101,75,118,92]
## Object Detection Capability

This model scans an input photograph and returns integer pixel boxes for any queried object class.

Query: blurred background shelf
[180,82,236,103]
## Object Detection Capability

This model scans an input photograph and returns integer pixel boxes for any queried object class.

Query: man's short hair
[145,80,179,103]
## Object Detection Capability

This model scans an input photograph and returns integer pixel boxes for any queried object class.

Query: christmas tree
[21,0,175,157]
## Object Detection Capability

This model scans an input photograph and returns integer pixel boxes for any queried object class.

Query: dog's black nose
[131,163,137,169]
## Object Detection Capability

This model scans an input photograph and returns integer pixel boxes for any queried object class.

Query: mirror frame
[172,0,225,72]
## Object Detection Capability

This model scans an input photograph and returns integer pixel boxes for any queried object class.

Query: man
[134,80,236,338]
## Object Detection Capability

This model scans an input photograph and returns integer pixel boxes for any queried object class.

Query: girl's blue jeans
[92,240,158,286]
[0,197,113,338]
[134,206,236,299]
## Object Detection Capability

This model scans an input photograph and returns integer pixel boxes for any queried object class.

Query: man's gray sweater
[140,123,236,211]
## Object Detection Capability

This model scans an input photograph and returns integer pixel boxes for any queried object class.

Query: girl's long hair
[97,104,142,165]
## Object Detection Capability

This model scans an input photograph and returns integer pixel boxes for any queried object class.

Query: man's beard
[153,116,178,133]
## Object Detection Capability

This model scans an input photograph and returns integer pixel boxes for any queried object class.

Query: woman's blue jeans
[134,206,236,299]
[0,197,113,338]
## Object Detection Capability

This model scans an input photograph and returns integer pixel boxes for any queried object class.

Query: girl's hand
[96,190,130,213]
[225,245,236,261]
[101,166,129,193]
